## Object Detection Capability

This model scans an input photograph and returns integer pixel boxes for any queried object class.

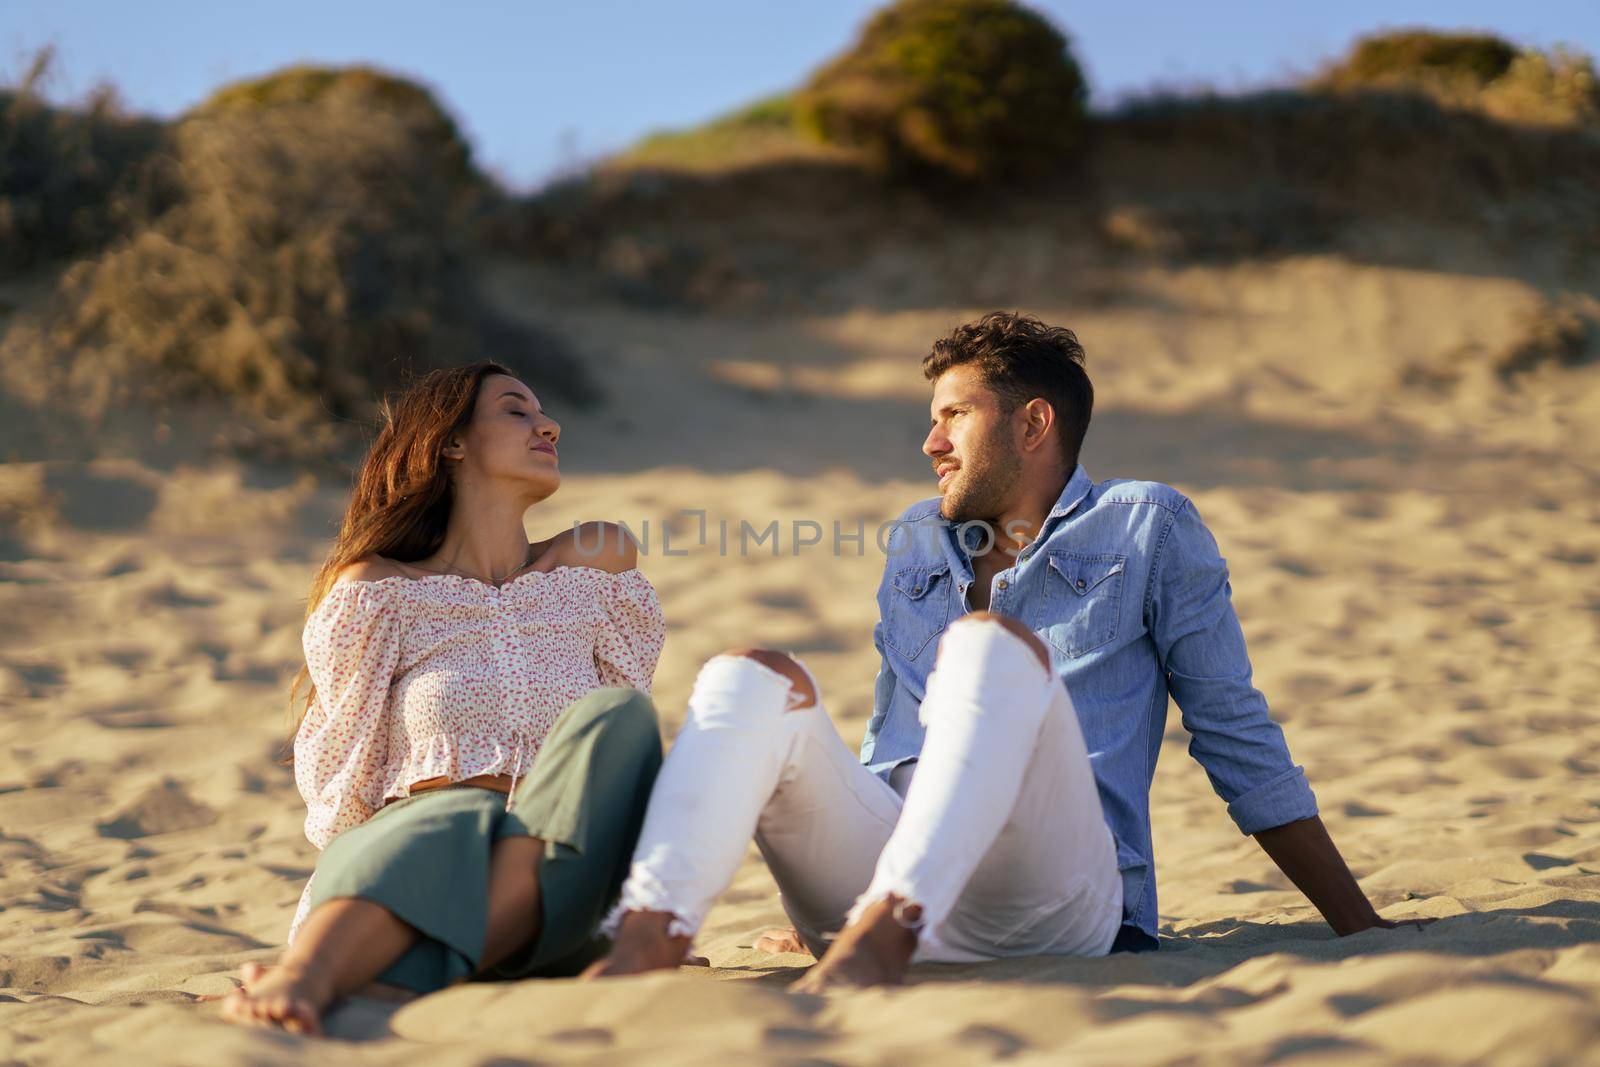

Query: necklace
[411,543,536,586]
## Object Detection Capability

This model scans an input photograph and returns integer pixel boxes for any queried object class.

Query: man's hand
[1329,914,1435,936]
[755,927,814,956]
[1253,816,1434,936]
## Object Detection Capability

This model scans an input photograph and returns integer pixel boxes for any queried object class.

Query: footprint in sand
[751,590,810,611]
[96,778,218,839]
[1343,801,1393,818]
[88,709,175,730]
[41,463,160,532]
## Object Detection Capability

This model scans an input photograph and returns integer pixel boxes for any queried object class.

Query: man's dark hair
[922,311,1093,468]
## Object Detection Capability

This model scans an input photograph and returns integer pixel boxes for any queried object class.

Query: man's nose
[922,426,948,458]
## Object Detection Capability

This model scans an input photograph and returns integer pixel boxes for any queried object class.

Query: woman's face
[449,373,561,500]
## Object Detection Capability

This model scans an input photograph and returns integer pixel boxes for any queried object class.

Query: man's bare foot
[789,895,918,994]
[581,910,696,979]
[755,927,814,957]
[218,959,332,1034]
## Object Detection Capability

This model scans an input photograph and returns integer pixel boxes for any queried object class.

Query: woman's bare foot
[581,910,696,979]
[789,896,918,994]
[218,959,333,1034]
[755,926,814,956]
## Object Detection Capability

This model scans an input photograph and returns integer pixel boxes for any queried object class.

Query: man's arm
[1150,499,1399,935]
[1253,817,1419,934]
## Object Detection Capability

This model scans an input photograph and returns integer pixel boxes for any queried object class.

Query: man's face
[922,365,1022,523]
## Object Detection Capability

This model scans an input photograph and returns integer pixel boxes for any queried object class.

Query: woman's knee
[569,686,657,731]
[714,648,817,709]
[560,688,662,762]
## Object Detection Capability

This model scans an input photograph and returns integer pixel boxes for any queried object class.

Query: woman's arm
[295,576,403,849]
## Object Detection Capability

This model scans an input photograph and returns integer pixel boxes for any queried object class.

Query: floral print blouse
[285,564,664,942]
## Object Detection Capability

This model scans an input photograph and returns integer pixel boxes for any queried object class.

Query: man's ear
[1019,398,1055,455]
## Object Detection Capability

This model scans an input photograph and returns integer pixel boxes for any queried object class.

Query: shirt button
[997,579,1008,589]
[1076,579,1086,590]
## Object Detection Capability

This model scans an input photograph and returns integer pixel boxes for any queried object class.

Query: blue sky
[5,1,1596,189]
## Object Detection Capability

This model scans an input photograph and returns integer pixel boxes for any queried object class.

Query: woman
[221,361,667,1033]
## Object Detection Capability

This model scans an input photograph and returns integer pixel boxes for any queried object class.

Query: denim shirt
[860,465,1319,943]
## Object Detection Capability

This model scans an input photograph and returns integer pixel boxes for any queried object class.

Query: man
[588,312,1412,988]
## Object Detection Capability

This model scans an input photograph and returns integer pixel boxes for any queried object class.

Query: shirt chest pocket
[1043,552,1126,658]
[883,563,952,662]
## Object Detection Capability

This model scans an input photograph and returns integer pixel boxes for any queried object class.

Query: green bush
[1318,30,1600,127]
[1324,30,1518,90]
[191,64,477,191]
[795,0,1087,182]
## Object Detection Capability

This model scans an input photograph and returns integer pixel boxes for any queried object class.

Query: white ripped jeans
[604,617,1123,962]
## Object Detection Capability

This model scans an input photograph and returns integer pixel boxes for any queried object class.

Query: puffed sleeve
[294,581,403,851]
[592,568,665,693]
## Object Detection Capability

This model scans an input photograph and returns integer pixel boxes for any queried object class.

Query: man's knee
[943,611,1051,670]
[719,648,817,710]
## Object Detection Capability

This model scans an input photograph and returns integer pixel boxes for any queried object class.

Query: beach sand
[3,255,1599,1065]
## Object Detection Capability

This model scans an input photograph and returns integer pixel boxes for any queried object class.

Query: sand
[3,254,1600,1066]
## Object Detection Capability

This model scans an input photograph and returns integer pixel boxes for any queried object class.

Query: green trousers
[307,687,662,992]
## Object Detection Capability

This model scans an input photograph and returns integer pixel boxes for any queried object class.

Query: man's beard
[939,427,1022,524]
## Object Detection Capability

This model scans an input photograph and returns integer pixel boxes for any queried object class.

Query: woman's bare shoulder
[536,522,638,574]
[332,556,412,586]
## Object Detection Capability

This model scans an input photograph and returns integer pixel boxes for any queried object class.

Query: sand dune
[3,253,1599,1065]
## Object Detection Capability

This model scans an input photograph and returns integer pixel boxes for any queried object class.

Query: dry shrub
[0,48,164,274]
[795,0,1087,182]
[1496,296,1595,377]
[1103,89,1600,253]
[1480,47,1600,127]
[191,64,478,194]
[1099,191,1341,260]
[1317,30,1600,128]
[497,158,933,310]
[1401,294,1596,389]
[1,97,592,457]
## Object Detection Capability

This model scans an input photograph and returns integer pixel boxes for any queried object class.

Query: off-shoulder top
[294,566,662,851]
[286,564,664,942]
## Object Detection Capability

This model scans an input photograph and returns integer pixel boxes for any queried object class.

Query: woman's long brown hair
[283,360,514,759]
